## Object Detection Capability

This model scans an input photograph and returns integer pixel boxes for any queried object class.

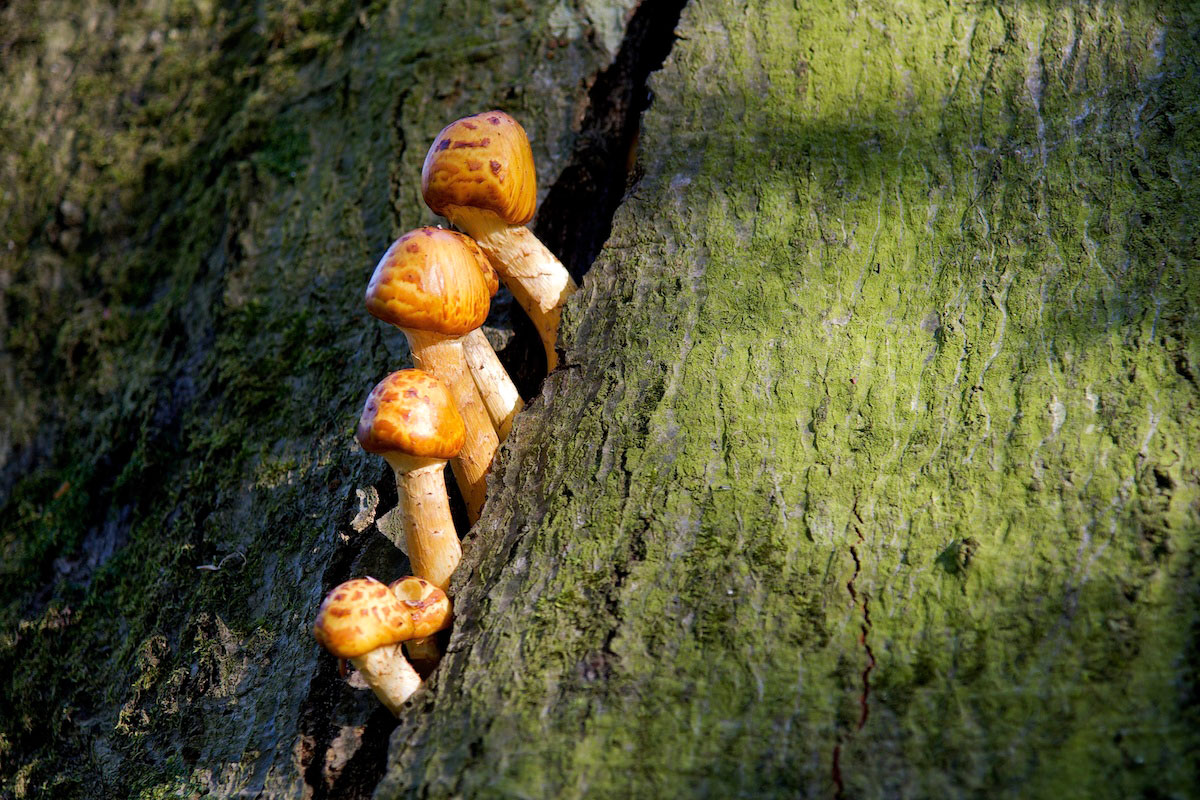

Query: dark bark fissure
[833,501,874,798]
[534,0,690,283]
[297,1,691,793]
[503,0,691,396]
[849,501,874,734]
[594,526,649,679]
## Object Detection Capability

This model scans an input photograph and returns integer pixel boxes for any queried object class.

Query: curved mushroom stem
[447,207,577,371]
[463,328,523,441]
[349,643,422,715]
[404,330,498,522]
[384,454,462,590]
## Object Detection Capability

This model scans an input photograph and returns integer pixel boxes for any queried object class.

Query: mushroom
[365,228,500,522]
[421,111,578,371]
[312,576,450,714]
[357,369,464,589]
[390,575,453,665]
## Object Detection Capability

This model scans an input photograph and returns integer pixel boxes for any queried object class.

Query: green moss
[0,0,372,791]
[4,0,1198,795]
[251,117,312,179]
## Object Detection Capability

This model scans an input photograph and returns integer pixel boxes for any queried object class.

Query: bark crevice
[497,0,691,393]
[298,471,402,799]
[534,0,691,283]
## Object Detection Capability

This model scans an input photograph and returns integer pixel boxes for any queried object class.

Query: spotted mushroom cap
[312,577,416,659]
[421,111,537,226]
[356,370,466,460]
[389,577,453,639]
[365,227,494,335]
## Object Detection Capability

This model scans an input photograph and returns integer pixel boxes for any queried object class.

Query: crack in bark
[833,501,875,797]
[497,0,691,391]
[297,485,399,800]
[534,0,691,283]
[832,742,845,800]
[596,518,650,673]
[857,593,876,730]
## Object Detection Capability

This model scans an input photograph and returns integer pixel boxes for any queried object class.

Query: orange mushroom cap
[312,577,415,659]
[389,577,453,639]
[356,370,466,460]
[365,227,494,335]
[421,111,538,226]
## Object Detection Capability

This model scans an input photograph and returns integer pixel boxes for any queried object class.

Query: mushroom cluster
[314,111,570,715]
[313,577,452,713]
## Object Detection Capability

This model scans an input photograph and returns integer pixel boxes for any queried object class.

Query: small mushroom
[357,369,465,590]
[365,229,500,522]
[421,111,578,371]
[390,575,453,665]
[312,577,430,714]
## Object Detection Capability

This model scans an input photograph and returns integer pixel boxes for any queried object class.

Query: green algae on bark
[378,0,1200,798]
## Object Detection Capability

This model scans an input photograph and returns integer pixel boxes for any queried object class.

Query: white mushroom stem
[350,643,422,715]
[404,329,498,523]
[447,207,577,371]
[384,453,462,591]
[463,328,523,440]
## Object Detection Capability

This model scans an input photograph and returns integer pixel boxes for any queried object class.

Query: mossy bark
[0,0,637,796]
[381,1,1200,797]
[1,0,1197,799]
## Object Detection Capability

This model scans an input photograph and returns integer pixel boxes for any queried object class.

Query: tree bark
[381,1,1200,797]
[0,1,1196,799]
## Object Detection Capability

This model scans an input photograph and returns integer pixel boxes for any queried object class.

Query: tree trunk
[1,1,1196,799]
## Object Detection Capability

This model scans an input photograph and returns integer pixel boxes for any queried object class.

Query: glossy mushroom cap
[365,228,494,336]
[421,111,537,226]
[312,577,415,659]
[389,577,453,638]
[356,370,466,460]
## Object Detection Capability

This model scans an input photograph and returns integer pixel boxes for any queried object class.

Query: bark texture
[383,1,1200,797]
[1,0,1197,799]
